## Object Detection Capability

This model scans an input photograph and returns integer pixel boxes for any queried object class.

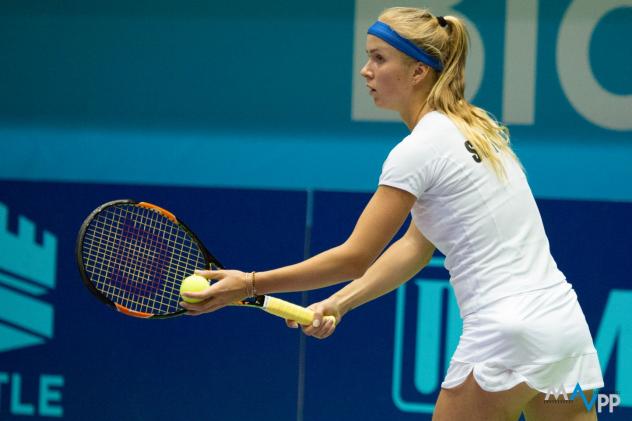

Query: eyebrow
[366,48,382,54]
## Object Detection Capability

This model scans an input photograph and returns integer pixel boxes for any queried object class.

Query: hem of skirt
[441,370,604,394]
[441,352,603,393]
[441,366,529,392]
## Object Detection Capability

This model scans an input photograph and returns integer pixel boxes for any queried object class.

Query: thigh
[523,390,597,421]
[433,372,538,421]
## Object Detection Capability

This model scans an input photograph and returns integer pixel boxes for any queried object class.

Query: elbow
[402,237,434,270]
[418,245,436,270]
[339,243,373,280]
[348,259,370,280]
[420,250,433,268]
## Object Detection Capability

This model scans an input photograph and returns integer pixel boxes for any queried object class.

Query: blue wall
[1,0,631,201]
[1,1,631,419]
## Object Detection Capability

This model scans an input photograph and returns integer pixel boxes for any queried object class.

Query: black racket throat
[238,295,266,307]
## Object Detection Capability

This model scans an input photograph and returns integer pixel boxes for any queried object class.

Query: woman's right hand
[286,296,344,339]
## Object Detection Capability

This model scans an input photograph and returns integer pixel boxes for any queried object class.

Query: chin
[373,99,395,111]
[371,96,384,107]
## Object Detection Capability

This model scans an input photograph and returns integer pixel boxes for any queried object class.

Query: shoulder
[384,133,437,173]
[387,112,461,162]
[412,111,464,145]
[379,112,473,198]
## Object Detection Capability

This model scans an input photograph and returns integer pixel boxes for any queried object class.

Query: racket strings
[82,204,206,315]
[109,220,168,295]
[85,207,199,313]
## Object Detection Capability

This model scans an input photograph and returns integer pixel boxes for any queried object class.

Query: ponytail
[379,8,521,179]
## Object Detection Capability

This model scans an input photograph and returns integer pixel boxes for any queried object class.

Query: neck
[400,99,432,131]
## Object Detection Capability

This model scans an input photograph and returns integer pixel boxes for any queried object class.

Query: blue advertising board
[0,181,308,420]
[0,188,630,420]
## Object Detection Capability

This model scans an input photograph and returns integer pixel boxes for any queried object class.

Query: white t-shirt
[379,111,565,317]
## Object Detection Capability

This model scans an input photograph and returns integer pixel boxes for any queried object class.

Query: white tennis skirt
[442,281,604,393]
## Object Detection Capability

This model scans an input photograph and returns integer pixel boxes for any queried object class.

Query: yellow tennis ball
[180,274,209,304]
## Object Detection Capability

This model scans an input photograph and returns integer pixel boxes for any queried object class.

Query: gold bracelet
[243,272,253,297]
[250,271,257,297]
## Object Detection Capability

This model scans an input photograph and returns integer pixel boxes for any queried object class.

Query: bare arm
[333,220,435,316]
[295,220,435,336]
[182,185,417,314]
[255,185,417,294]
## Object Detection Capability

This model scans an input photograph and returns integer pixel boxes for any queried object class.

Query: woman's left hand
[286,296,343,339]
[179,269,249,316]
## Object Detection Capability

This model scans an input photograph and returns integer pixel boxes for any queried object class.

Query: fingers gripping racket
[76,199,332,325]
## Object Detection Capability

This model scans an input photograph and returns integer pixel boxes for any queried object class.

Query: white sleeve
[378,138,436,199]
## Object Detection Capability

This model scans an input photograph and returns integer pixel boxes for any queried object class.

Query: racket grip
[263,296,336,327]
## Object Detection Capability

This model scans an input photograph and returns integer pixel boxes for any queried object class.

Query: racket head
[75,199,222,319]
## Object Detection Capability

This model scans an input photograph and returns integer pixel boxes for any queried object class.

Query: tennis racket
[75,199,334,325]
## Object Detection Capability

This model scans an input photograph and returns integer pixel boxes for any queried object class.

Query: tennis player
[181,7,603,420]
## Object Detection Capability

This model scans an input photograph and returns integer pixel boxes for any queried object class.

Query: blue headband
[367,21,443,72]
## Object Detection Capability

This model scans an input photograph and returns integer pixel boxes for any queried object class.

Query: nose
[360,60,372,79]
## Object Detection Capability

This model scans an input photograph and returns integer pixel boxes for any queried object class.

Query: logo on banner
[391,258,631,414]
[0,201,64,417]
[0,202,56,352]
[352,0,631,130]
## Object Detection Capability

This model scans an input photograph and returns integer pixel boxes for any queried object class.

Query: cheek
[377,74,398,92]
[377,67,407,92]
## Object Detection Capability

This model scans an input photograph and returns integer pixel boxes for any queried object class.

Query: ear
[411,63,431,85]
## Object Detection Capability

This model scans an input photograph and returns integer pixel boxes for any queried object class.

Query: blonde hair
[378,7,521,178]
